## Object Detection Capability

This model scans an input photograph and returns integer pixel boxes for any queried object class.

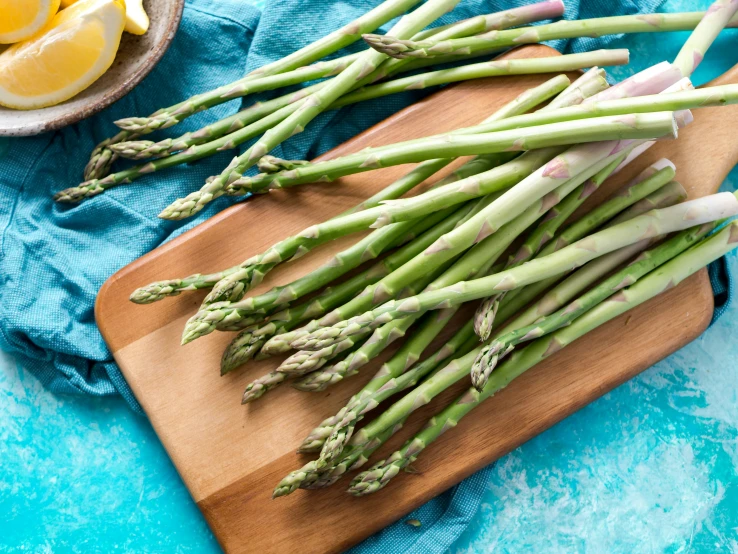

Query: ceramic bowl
[0,0,185,137]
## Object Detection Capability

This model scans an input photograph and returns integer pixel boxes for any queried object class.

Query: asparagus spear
[308,194,572,465]
[225,207,463,376]
[490,178,690,321]
[296,148,623,353]
[159,0,464,221]
[300,181,687,457]
[257,156,309,174]
[329,50,630,108]
[294,184,553,395]
[126,0,428,133]
[673,0,738,77]
[110,1,568,163]
[473,160,677,339]
[290,182,686,470]
[318,193,738,338]
[292,136,667,349]
[204,77,570,306]
[472,207,721,389]
[347,220,738,496]
[294,144,660,452]
[82,0,427,178]
[257,75,609,360]
[306,154,672,464]
[355,0,566,88]
[225,109,678,196]
[362,11,738,60]
[58,67,600,204]
[297,77,692,348]
[235,198,493,387]
[56,100,306,203]
[182,204,466,344]
[158,61,627,220]
[128,141,459,305]
[274,254,461,377]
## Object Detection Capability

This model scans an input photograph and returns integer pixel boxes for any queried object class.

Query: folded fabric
[0,0,732,552]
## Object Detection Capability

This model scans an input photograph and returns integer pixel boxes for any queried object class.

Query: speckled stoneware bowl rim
[0,0,185,137]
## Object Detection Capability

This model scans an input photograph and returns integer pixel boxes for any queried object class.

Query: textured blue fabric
[0,0,733,551]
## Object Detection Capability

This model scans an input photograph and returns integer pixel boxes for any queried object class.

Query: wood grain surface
[96,45,738,553]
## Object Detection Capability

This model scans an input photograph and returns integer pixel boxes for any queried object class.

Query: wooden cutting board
[96,45,738,553]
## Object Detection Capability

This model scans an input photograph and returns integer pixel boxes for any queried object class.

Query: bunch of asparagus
[55,0,737,223]
[126,0,738,499]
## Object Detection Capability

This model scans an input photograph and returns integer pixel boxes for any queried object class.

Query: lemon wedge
[0,0,61,44]
[61,0,149,35]
[0,0,125,110]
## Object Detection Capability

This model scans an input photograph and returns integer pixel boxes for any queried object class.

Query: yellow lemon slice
[61,0,149,35]
[0,0,61,44]
[0,0,125,109]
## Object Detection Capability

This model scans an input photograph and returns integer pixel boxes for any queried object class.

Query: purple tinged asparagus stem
[287,183,689,480]
[347,220,738,496]
[317,193,738,338]
[673,0,738,77]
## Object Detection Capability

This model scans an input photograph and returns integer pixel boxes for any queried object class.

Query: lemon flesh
[60,0,149,35]
[0,0,61,44]
[0,0,125,109]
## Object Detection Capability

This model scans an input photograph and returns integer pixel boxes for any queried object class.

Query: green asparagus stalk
[231,79,738,198]
[259,79,617,354]
[472,206,720,389]
[110,1,569,164]
[294,186,548,395]
[159,0,464,220]
[300,182,687,458]
[122,0,428,133]
[235,199,490,388]
[204,77,570,306]
[123,1,567,135]
[182,204,466,344]
[224,206,462,376]
[59,66,599,204]
[321,193,738,338]
[506,156,628,267]
[129,142,456,305]
[56,99,307,203]
[287,184,685,473]
[225,110,677,196]
[489,178,689,322]
[256,155,309,174]
[355,0,566,88]
[161,72,636,221]
[328,50,629,108]
[674,0,738,77]
[82,0,427,178]
[309,191,571,466]
[294,143,655,452]
[347,220,738,496]
[274,254,461,377]
[296,320,478,451]
[362,10,738,60]
[264,73,607,354]
[470,152,661,340]
[292,136,664,349]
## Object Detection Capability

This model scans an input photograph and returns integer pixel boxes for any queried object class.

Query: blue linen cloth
[0,0,733,551]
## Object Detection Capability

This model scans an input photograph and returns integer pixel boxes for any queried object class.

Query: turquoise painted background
[2,0,738,551]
